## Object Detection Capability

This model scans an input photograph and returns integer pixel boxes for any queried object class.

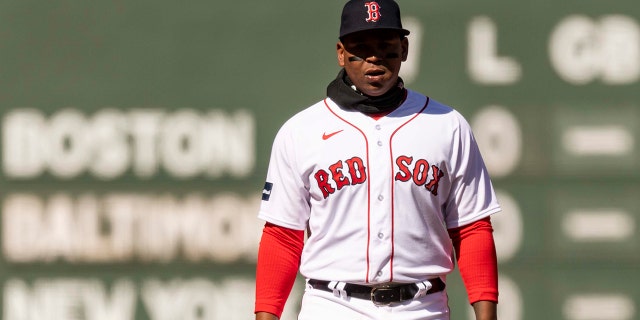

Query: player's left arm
[449,217,498,320]
[472,300,497,320]
[445,110,499,319]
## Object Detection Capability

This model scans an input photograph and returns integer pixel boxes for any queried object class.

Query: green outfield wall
[1,1,639,319]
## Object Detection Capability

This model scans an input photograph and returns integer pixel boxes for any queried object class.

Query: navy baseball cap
[339,0,410,39]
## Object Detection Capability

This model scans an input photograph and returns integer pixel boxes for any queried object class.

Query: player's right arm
[254,222,305,319]
[255,114,311,319]
[256,312,279,320]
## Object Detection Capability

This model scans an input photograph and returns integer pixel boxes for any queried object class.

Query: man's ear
[402,37,409,62]
[337,42,346,67]
[401,37,409,62]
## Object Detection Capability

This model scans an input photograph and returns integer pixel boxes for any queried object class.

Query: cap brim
[339,27,410,40]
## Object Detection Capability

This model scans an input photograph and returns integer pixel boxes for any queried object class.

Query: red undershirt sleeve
[254,222,305,318]
[448,217,499,304]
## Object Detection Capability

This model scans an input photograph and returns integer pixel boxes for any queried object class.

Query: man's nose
[365,53,384,63]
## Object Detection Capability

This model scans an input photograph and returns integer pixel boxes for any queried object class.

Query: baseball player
[254,1,500,319]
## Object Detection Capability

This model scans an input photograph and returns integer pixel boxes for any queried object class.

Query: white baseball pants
[297,282,450,320]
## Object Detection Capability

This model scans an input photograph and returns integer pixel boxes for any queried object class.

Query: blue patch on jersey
[262,182,273,201]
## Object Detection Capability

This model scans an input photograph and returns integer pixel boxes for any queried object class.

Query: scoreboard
[1,1,638,319]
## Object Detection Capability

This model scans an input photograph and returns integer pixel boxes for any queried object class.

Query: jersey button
[377,195,384,201]
[375,124,381,130]
[377,232,384,239]
[376,271,383,277]
[377,141,383,146]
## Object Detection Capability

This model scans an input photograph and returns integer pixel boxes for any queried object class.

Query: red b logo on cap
[364,2,381,22]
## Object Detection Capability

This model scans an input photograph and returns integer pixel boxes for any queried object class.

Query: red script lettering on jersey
[314,157,367,198]
[394,155,444,196]
[313,156,444,199]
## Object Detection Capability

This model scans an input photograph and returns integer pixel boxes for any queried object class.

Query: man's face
[337,29,408,97]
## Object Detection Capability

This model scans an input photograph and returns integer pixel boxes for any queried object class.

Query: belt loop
[414,280,433,299]
[329,281,348,299]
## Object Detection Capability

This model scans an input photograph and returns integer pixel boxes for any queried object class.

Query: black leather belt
[308,278,445,305]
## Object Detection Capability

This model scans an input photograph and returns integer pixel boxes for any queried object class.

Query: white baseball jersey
[259,89,500,284]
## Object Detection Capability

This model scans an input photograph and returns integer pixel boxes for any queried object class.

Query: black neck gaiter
[326,68,406,114]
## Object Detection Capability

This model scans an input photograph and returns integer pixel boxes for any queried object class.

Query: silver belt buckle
[370,287,396,306]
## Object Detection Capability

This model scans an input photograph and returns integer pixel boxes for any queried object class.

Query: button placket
[367,120,393,283]
[375,123,383,147]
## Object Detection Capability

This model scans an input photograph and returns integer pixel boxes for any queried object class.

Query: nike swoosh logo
[322,130,344,140]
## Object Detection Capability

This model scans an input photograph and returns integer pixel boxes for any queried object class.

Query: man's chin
[361,84,391,97]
